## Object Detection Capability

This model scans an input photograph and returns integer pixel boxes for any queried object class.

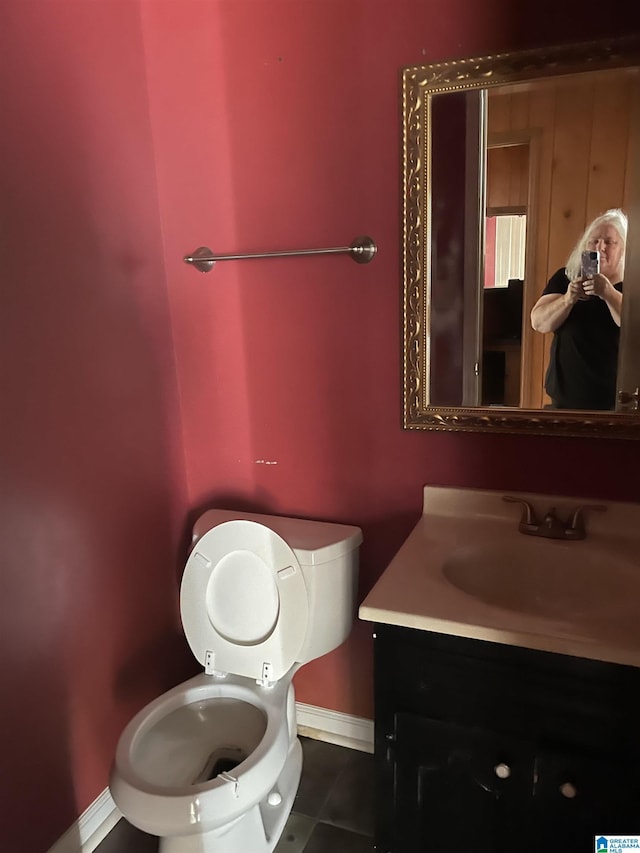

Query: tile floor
[95,737,374,853]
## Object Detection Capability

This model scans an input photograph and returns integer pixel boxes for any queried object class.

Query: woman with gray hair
[530,208,626,410]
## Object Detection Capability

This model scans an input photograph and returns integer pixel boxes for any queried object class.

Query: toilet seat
[180,520,309,683]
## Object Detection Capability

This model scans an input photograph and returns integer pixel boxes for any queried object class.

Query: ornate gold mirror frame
[402,35,640,438]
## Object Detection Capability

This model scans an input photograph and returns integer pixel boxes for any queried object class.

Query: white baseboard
[48,704,373,852]
[47,787,121,853]
[295,701,374,753]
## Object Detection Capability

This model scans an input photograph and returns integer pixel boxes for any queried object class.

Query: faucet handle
[502,495,539,527]
[568,504,607,532]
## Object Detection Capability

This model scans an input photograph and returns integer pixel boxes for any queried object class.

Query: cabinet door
[532,746,640,851]
[384,712,536,853]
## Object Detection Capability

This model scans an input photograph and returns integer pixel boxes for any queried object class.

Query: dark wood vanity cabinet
[373,624,640,853]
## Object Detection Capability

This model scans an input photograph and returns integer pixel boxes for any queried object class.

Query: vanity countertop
[358,486,640,668]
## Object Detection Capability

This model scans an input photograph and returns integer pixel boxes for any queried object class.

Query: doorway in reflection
[482,211,526,406]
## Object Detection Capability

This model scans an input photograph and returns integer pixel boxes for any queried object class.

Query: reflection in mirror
[402,36,640,438]
[530,208,626,411]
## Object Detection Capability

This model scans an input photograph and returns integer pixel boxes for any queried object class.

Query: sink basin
[359,486,640,665]
[442,539,635,620]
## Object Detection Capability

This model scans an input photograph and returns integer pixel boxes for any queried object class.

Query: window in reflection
[485,213,526,289]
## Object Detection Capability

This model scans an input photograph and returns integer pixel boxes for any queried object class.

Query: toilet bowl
[110,510,362,853]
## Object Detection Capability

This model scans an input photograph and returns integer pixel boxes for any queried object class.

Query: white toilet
[109,509,362,853]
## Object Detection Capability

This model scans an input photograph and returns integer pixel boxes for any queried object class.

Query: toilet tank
[192,509,363,666]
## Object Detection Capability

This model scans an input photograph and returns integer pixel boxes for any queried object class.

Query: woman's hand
[582,273,613,299]
[582,273,622,326]
[568,278,589,302]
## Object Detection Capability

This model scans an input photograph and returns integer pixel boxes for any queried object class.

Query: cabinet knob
[494,763,511,779]
[560,782,577,799]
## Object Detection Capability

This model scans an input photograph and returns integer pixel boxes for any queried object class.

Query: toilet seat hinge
[204,650,216,674]
[204,650,227,678]
[257,661,275,687]
[219,771,239,798]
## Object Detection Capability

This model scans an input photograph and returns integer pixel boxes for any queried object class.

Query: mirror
[402,35,640,438]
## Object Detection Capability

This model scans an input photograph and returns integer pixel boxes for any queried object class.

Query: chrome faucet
[502,496,607,540]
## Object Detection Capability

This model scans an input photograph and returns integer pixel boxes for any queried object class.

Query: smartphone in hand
[581,249,600,278]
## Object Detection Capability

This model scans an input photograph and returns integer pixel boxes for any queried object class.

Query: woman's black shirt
[542,268,622,410]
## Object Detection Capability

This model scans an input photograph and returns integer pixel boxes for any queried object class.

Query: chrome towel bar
[183,235,377,273]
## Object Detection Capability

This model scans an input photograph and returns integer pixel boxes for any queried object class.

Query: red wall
[3,1,640,851]
[1,3,189,851]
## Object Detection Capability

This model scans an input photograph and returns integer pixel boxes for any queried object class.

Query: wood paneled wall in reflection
[487,143,529,210]
[487,69,637,408]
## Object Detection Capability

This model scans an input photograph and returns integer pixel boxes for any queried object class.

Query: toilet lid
[180,520,309,682]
